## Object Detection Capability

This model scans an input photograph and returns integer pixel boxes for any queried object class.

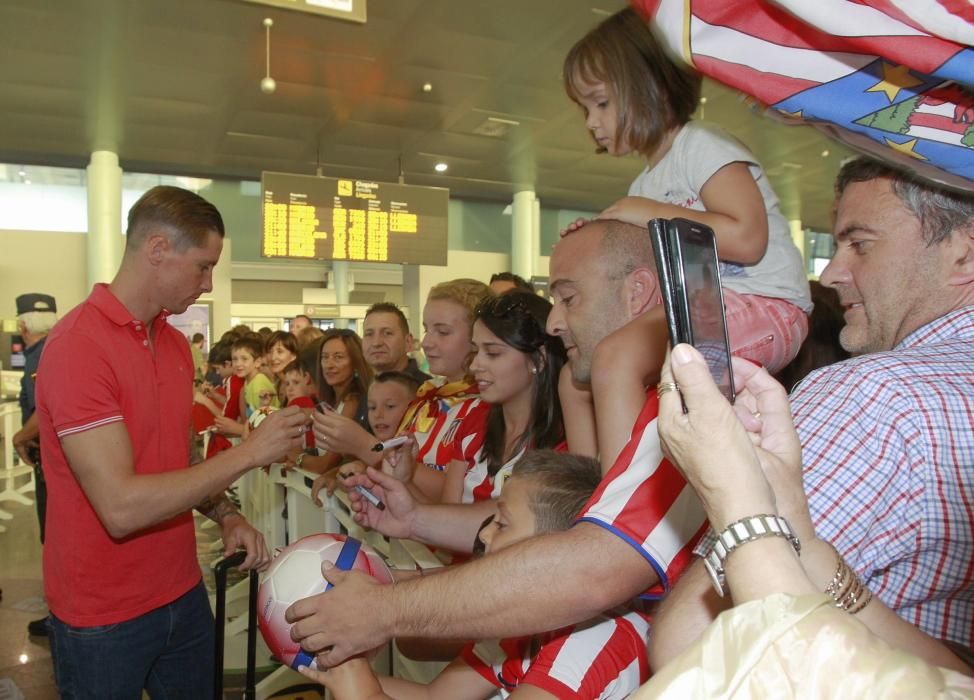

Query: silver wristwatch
[703,514,800,597]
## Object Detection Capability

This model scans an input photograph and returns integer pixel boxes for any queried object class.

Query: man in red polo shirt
[36,185,309,698]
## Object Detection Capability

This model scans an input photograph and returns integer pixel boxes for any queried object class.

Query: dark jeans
[49,580,214,699]
[33,459,46,544]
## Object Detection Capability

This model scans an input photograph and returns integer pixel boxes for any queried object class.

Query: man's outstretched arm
[287,521,657,667]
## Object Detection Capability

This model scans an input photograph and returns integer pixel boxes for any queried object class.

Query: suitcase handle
[213,552,259,700]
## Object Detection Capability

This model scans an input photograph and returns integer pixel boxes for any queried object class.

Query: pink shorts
[722,290,809,374]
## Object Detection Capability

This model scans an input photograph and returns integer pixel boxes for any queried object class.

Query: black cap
[16,293,57,315]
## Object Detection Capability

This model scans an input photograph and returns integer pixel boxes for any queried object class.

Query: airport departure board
[260,172,449,266]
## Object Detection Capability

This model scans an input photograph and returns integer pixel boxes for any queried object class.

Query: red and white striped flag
[633,0,974,189]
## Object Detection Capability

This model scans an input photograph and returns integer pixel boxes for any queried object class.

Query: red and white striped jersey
[577,390,708,599]
[461,608,651,699]
[403,387,489,472]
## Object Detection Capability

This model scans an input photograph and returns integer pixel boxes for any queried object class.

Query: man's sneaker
[27,617,48,636]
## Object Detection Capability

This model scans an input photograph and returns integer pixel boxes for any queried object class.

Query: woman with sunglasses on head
[311,279,493,503]
[440,292,567,505]
[298,329,373,478]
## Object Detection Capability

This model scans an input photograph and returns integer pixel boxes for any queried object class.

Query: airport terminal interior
[0,0,940,698]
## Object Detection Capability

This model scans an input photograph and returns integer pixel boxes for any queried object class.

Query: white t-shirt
[628,121,812,312]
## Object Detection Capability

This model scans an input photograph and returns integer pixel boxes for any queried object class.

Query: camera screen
[679,229,735,402]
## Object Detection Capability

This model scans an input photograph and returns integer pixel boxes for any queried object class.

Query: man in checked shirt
[652,156,974,670]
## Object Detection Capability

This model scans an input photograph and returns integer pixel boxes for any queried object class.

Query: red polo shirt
[36,284,201,626]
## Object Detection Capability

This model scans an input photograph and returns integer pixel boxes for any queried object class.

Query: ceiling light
[422,82,433,93]
[434,162,448,173]
[699,97,708,104]
[18,169,26,177]
[821,149,830,157]
[261,18,276,94]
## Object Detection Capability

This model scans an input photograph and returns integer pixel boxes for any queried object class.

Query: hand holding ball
[257,534,392,670]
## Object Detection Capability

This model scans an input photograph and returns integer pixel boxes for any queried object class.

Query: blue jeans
[49,580,214,699]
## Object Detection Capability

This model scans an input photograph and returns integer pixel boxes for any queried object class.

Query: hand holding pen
[312,401,380,461]
[344,467,417,540]
[380,434,418,484]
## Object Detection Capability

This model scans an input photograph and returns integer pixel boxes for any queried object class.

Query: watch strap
[703,514,800,597]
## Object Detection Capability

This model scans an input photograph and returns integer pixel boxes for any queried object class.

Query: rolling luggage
[213,552,259,700]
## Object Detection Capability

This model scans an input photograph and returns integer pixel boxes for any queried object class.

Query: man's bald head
[556,219,655,277]
[548,219,660,382]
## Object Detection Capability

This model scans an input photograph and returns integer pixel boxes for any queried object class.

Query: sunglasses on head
[476,293,532,319]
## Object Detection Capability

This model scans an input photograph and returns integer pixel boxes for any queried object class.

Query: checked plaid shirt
[793,305,974,647]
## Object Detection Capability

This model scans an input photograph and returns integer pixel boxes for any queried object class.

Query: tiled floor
[0,487,322,699]
[0,496,57,699]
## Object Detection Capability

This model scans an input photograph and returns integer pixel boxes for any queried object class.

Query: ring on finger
[656,381,680,399]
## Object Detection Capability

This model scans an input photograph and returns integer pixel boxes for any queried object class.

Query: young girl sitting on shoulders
[299,450,651,700]
[561,7,811,466]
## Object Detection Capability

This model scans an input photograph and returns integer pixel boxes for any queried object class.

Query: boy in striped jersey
[299,450,650,699]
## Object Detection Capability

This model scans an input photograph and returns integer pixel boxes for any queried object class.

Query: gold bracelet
[823,543,872,615]
[824,555,847,598]
[847,586,873,614]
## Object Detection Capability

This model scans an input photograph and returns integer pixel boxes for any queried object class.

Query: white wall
[0,230,234,341]
[0,230,90,320]
[403,250,511,338]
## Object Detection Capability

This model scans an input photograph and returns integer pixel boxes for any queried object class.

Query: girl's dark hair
[474,293,567,476]
[316,328,373,407]
[265,330,299,359]
[563,7,701,160]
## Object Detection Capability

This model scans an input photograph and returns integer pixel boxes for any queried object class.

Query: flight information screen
[260,172,449,266]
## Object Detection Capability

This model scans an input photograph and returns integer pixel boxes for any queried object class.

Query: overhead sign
[261,171,449,266]
[240,0,366,23]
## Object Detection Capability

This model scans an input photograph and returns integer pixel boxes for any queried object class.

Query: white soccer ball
[257,533,393,669]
